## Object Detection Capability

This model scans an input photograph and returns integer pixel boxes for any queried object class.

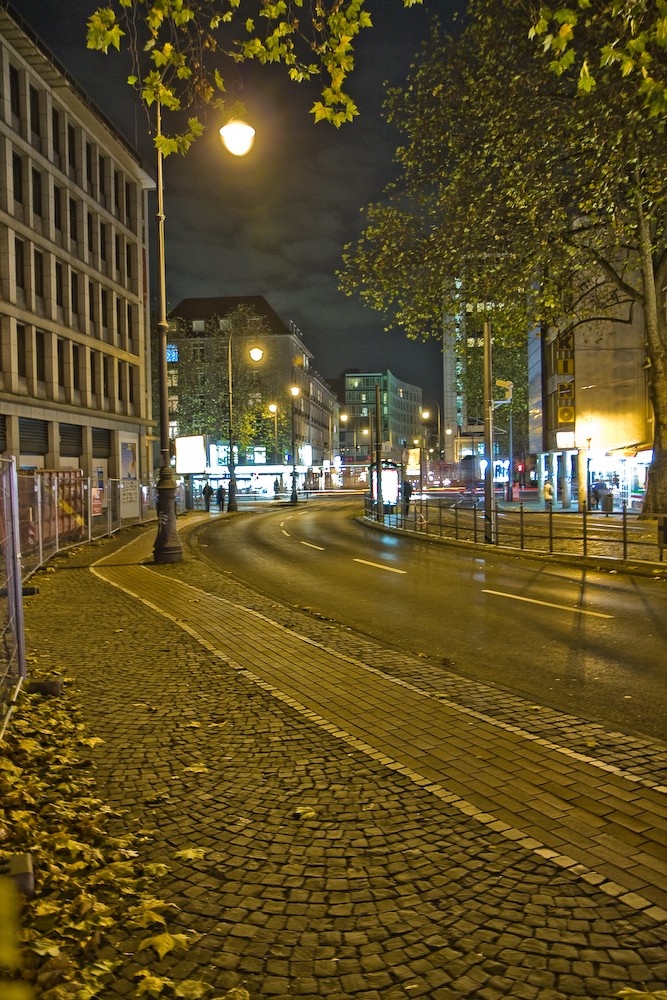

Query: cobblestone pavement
[22,516,667,1000]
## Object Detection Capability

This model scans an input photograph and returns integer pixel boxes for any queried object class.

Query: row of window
[6,59,138,232]
[11,150,137,283]
[13,323,137,404]
[13,236,138,351]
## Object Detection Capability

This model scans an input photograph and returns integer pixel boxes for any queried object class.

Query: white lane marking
[281,529,290,537]
[301,541,325,551]
[354,558,407,575]
[482,589,613,619]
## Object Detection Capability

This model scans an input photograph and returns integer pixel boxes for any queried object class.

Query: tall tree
[529,0,667,119]
[86,0,425,148]
[340,0,667,512]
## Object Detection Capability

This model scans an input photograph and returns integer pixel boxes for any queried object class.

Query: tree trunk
[636,195,667,516]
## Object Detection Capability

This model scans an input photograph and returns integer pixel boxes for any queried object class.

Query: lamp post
[153,101,183,564]
[227,341,263,512]
[268,403,279,462]
[152,112,254,561]
[483,314,496,544]
[290,385,300,503]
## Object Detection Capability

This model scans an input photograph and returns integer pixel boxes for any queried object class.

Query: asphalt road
[198,499,667,741]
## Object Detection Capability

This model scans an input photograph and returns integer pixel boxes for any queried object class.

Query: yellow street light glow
[290,385,300,398]
[268,403,277,414]
[249,347,264,362]
[220,119,256,156]
[422,409,430,420]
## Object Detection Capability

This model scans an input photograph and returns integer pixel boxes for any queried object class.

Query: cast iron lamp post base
[153,465,183,564]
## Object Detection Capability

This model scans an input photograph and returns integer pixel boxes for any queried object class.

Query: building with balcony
[0,2,153,496]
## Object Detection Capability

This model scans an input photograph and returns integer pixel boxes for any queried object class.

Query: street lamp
[219,119,256,156]
[268,403,279,462]
[227,341,263,512]
[153,110,254,563]
[153,101,183,564]
[290,385,300,504]
[422,403,442,456]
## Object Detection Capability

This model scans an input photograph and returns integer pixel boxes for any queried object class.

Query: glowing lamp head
[220,119,256,157]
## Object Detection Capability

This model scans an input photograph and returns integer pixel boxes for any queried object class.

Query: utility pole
[483,316,496,544]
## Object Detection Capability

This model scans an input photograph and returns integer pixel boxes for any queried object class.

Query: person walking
[202,482,213,512]
[402,479,413,517]
[216,484,226,512]
[543,479,554,510]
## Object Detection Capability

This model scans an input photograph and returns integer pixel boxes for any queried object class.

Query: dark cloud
[11,0,464,396]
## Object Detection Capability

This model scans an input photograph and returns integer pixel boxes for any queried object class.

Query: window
[100,289,108,329]
[88,280,96,324]
[87,211,94,252]
[15,238,25,289]
[52,108,61,156]
[72,345,80,390]
[36,330,46,381]
[53,185,62,230]
[98,154,106,196]
[33,250,44,298]
[125,181,135,227]
[90,351,97,394]
[118,361,124,400]
[57,339,66,386]
[128,365,135,403]
[29,85,40,136]
[17,324,27,378]
[70,271,79,314]
[32,168,42,216]
[67,124,76,171]
[9,66,20,117]
[69,197,78,241]
[99,222,107,261]
[125,243,133,279]
[126,303,134,343]
[12,154,23,203]
[55,261,64,307]
[86,142,93,185]
[114,170,121,214]
[103,357,110,397]
[115,234,121,270]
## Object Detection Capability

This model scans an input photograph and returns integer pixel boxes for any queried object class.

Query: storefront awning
[605,442,653,458]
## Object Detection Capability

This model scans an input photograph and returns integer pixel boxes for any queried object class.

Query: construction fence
[0,460,168,734]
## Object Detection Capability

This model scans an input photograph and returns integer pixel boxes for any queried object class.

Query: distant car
[453,494,482,509]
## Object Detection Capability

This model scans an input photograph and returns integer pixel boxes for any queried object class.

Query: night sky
[11,0,464,405]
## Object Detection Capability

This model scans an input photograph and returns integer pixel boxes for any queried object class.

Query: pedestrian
[216,484,226,512]
[273,477,281,497]
[591,480,606,510]
[543,480,554,509]
[402,479,413,517]
[202,482,213,512]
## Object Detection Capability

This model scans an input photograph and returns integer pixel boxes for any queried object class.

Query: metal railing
[0,459,27,737]
[365,495,666,566]
[1,464,178,734]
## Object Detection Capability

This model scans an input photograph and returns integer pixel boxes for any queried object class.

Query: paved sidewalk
[23,517,667,999]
